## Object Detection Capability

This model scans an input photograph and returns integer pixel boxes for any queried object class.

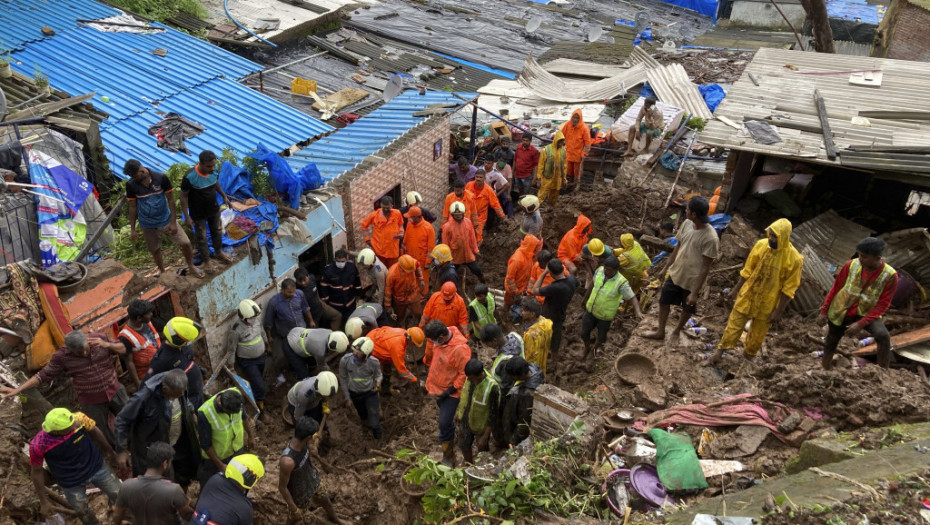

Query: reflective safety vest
[585,268,628,321]
[119,322,160,379]
[491,335,525,384]
[827,259,897,325]
[198,388,244,460]
[468,296,496,338]
[618,243,650,283]
[456,371,499,433]
[236,324,264,355]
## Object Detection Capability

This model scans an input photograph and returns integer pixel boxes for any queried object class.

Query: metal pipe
[223,0,278,48]
[262,51,328,74]
[76,195,125,262]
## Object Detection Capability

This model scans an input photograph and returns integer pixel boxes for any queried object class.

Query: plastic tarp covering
[246,144,323,210]
[658,0,719,20]
[28,151,91,267]
[214,161,278,249]
[518,55,648,103]
[698,84,726,112]
[826,0,880,24]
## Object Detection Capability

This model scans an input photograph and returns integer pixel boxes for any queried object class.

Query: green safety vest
[585,267,628,321]
[456,372,499,433]
[198,388,244,460]
[827,259,896,326]
[619,242,650,281]
[468,296,497,338]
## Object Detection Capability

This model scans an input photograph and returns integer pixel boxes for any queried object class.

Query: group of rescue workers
[4,109,902,525]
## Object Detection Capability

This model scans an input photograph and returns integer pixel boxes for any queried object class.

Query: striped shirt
[37,334,120,405]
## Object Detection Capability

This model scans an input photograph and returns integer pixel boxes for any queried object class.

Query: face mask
[768,238,778,249]
[335,261,346,269]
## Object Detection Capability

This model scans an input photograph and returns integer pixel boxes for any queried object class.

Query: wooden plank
[3,92,96,122]
[853,324,930,356]
[813,89,837,160]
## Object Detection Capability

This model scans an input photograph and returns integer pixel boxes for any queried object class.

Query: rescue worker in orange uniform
[369,326,425,395]
[441,202,484,282]
[442,180,479,226]
[384,255,427,328]
[360,195,405,268]
[504,234,542,308]
[559,109,592,187]
[403,205,436,286]
[465,170,507,244]
[422,320,471,467]
[557,214,592,275]
[420,281,469,337]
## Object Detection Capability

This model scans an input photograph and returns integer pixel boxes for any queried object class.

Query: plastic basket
[291,77,317,95]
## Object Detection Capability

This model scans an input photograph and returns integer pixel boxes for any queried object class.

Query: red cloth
[513,143,540,179]
[820,260,898,327]
[648,394,791,442]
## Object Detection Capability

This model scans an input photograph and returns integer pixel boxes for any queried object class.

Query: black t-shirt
[179,169,219,221]
[299,275,324,324]
[190,474,252,525]
[538,275,578,323]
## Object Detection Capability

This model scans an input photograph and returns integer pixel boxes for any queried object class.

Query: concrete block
[797,417,817,434]
[633,382,667,411]
[784,430,809,448]
[784,437,855,475]
[778,412,802,434]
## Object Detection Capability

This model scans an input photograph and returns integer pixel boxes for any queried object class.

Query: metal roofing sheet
[287,90,477,181]
[791,209,874,268]
[100,78,333,175]
[0,0,120,52]
[10,24,261,120]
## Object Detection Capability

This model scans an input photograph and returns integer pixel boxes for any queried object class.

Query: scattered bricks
[797,417,817,434]
[633,382,667,411]
[784,437,855,474]
[784,429,809,448]
[778,412,802,434]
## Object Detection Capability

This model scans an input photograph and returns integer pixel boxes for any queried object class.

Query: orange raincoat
[360,208,404,259]
[560,109,592,163]
[465,180,506,243]
[557,214,592,267]
[505,235,542,304]
[420,289,469,336]
[404,217,436,284]
[369,326,417,383]
[441,217,479,264]
[384,261,425,308]
[424,326,470,398]
[442,191,479,225]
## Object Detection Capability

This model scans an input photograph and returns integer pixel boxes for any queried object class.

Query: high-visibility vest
[458,372,499,433]
[585,268,628,321]
[118,322,160,378]
[468,296,496,337]
[198,388,244,460]
[235,323,264,355]
[827,259,896,325]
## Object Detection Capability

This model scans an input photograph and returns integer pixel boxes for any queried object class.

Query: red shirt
[37,333,121,405]
[821,260,898,327]
[513,144,540,179]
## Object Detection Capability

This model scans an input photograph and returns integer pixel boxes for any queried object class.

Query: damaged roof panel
[0,0,120,52]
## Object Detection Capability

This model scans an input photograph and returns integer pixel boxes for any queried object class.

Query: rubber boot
[440,441,457,468]
[462,447,474,466]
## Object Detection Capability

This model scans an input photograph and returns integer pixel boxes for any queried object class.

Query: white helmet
[315,371,338,396]
[351,337,374,357]
[238,299,262,319]
[450,201,466,214]
[357,248,376,266]
[345,317,365,339]
[406,191,422,206]
[326,331,349,353]
[519,195,540,213]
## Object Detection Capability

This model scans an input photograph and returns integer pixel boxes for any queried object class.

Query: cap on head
[351,337,374,357]
[587,238,605,257]
[450,202,466,215]
[238,299,261,319]
[406,326,425,346]
[441,281,457,299]
[357,249,376,266]
[225,454,264,489]
[345,317,365,339]
[398,255,417,273]
[856,237,885,256]
[406,191,422,206]
[42,408,75,433]
[163,317,202,347]
[431,244,453,264]
[315,371,339,396]
[327,331,349,353]
[404,206,422,219]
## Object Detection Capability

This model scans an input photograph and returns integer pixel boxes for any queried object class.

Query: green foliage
[221,146,275,198]
[104,0,207,21]
[33,65,48,87]
[398,438,606,524]
[686,117,707,131]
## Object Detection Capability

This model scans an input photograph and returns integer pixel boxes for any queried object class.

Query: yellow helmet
[406,327,425,346]
[163,317,202,347]
[450,201,466,215]
[587,238,605,257]
[345,317,365,339]
[351,336,374,357]
[225,454,264,489]
[357,248,377,266]
[398,254,417,273]
[431,244,452,264]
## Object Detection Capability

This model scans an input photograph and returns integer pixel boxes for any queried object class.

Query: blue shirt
[263,291,310,338]
[126,171,172,229]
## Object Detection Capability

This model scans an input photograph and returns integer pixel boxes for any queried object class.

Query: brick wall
[334,113,451,251]
[887,4,930,60]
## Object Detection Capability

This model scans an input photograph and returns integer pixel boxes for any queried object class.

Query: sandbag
[646,428,708,492]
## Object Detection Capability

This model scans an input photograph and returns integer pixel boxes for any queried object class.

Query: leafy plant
[104,0,207,21]
[33,65,48,88]
[686,116,707,132]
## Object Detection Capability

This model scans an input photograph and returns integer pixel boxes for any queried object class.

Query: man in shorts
[624,97,664,158]
[124,159,200,277]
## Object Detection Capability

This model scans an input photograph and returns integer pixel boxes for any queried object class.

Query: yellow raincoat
[614,233,651,292]
[719,218,804,356]
[537,131,566,207]
[523,316,553,375]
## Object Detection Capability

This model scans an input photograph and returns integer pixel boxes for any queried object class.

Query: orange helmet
[441,281,457,299]
[406,327,425,346]
[398,254,417,273]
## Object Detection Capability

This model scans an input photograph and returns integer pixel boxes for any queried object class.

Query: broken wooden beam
[857,111,930,120]
[3,92,96,123]
[813,89,838,160]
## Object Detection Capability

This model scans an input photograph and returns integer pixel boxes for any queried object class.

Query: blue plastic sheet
[633,27,653,46]
[698,84,726,112]
[827,0,879,24]
[639,85,657,99]
[247,143,304,209]
[709,213,732,234]
[204,160,280,250]
[615,19,636,26]
[657,0,719,20]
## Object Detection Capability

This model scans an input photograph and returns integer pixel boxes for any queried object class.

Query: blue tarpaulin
[658,0,719,20]
[639,83,726,113]
[204,161,279,250]
[633,27,653,46]
[246,143,323,210]
[615,19,636,26]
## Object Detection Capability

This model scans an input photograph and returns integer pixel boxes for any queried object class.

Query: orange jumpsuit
[465,181,506,244]
[404,218,436,286]
[559,109,592,181]
[441,217,479,265]
[360,208,404,267]
[442,191,479,225]
[557,214,591,270]
[505,235,541,306]
[420,290,469,336]
[369,326,417,383]
[384,262,426,324]
[424,327,470,398]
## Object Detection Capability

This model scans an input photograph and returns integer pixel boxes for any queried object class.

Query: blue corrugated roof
[288,91,477,181]
[100,78,333,173]
[0,0,120,53]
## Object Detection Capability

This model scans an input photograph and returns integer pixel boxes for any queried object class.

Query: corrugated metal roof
[100,78,333,173]
[791,209,874,268]
[288,90,477,181]
[882,227,930,289]
[10,24,261,120]
[0,0,120,53]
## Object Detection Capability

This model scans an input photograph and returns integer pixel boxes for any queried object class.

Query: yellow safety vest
[198,388,244,460]
[827,259,896,325]
[468,296,496,337]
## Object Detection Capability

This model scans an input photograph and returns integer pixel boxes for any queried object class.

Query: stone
[777,412,802,433]
[633,382,667,411]
[797,417,817,433]
[784,429,809,447]
[784,437,856,474]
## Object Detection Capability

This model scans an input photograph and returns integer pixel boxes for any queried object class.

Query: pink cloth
[646,394,792,442]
